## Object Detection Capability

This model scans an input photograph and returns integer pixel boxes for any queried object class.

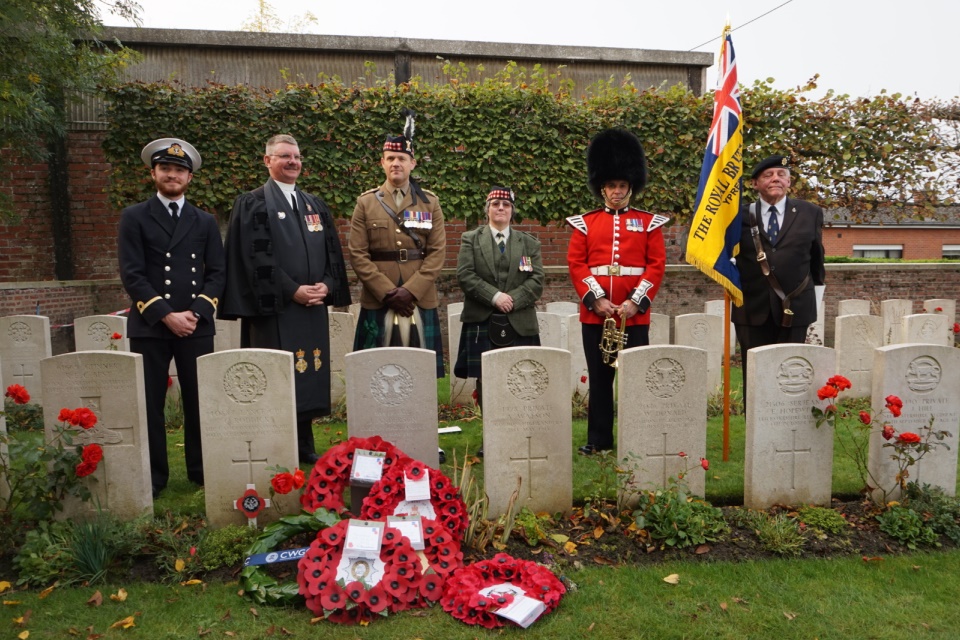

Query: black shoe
[578,444,598,456]
[152,485,163,499]
[188,474,204,487]
[300,453,320,465]
[477,447,484,458]
[438,449,446,465]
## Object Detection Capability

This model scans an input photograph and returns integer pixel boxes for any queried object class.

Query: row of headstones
[4,337,955,529]
[1,296,955,406]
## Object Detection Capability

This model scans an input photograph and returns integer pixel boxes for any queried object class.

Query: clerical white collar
[274,180,296,195]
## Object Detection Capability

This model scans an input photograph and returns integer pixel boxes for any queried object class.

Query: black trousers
[581,322,649,450]
[131,335,213,491]
[735,318,809,406]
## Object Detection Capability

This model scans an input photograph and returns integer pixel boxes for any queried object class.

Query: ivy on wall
[102,64,957,223]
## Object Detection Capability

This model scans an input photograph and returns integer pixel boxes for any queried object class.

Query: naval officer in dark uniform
[118,138,226,498]
[220,134,351,464]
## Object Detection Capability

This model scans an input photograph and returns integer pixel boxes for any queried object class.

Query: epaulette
[566,215,588,235]
[646,213,670,232]
[422,188,437,197]
[361,187,379,196]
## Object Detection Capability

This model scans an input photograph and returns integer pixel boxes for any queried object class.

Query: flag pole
[722,290,731,461]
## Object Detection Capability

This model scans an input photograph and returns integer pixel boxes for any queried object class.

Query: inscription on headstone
[74,315,129,352]
[0,315,52,405]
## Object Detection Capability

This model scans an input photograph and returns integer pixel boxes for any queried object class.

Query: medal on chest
[402,210,433,230]
[305,214,323,232]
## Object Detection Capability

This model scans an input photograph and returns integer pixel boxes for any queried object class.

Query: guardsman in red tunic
[566,128,667,455]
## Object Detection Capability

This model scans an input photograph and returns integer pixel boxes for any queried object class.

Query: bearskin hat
[586,128,647,199]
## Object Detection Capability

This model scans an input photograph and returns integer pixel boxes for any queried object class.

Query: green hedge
[102,64,953,224]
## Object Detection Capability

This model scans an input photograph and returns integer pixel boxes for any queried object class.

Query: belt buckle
[398,249,408,263]
[608,265,621,276]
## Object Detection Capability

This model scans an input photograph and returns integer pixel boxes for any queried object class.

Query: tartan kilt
[353,306,445,378]
[453,321,541,379]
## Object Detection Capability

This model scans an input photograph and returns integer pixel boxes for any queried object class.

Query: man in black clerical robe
[220,134,350,463]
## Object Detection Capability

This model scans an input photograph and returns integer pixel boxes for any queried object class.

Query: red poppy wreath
[441,553,566,629]
[359,457,469,538]
[297,519,425,624]
[300,436,402,514]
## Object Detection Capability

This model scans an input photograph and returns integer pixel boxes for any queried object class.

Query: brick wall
[823,225,960,259]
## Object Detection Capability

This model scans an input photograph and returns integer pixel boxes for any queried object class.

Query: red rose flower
[897,432,921,445]
[4,384,30,405]
[859,411,871,425]
[292,468,305,490]
[580,375,587,384]
[167,376,174,388]
[471,389,478,401]
[953,323,960,334]
[827,375,852,391]
[817,385,839,401]
[700,457,710,471]
[73,407,98,429]
[75,461,97,477]
[678,451,687,458]
[936,307,943,312]
[110,332,122,340]
[882,424,896,441]
[884,395,903,418]
[58,408,75,423]
[825,404,837,413]
[82,443,103,464]
[271,472,294,494]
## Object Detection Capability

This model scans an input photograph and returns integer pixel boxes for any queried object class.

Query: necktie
[291,194,299,214]
[496,232,505,254]
[766,205,779,244]
[169,202,179,220]
[393,189,404,211]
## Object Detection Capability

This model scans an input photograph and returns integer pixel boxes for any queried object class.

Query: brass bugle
[599,311,628,368]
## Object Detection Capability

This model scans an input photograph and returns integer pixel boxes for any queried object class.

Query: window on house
[852,245,902,259]
[942,245,960,260]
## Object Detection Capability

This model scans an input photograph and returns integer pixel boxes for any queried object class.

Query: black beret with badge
[140,138,202,172]
[749,155,789,180]
[586,128,647,199]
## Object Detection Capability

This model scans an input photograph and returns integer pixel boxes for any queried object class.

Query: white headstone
[806,297,826,346]
[198,349,300,528]
[348,303,362,320]
[447,302,464,316]
[881,299,913,345]
[213,318,242,352]
[617,345,708,501]
[545,301,579,316]
[704,299,736,353]
[447,311,476,405]
[565,314,588,394]
[536,312,564,349]
[834,314,881,399]
[868,344,960,502]
[903,314,949,347]
[346,347,440,466]
[648,312,670,345]
[744,344,837,509]
[838,299,871,316]
[923,299,955,320]
[481,347,572,516]
[674,314,722,391]
[74,315,129,352]
[328,311,356,407]
[0,315,52,405]
[41,352,152,520]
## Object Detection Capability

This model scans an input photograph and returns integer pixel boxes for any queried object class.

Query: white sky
[105,0,960,101]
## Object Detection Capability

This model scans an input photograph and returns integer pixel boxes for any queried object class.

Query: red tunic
[566,207,668,326]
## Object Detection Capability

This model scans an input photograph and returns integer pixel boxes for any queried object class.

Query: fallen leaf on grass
[309,617,323,625]
[38,585,56,599]
[720,602,728,611]
[249,607,259,618]
[912,565,921,571]
[109,615,136,629]
[733,597,748,605]
[17,631,29,639]
[593,526,604,539]
[563,541,578,555]
[783,611,797,621]
[282,627,295,634]
[0,581,10,593]
[695,545,711,555]
[175,559,186,572]
[110,589,128,603]
[198,628,212,636]
[180,579,203,586]
[663,574,680,585]
[221,609,232,621]
[587,622,596,631]
[87,591,103,607]
[593,556,613,565]
[862,556,884,563]
[224,632,236,637]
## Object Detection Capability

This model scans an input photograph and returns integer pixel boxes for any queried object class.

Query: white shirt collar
[490,225,510,241]
[156,193,185,215]
[759,196,786,214]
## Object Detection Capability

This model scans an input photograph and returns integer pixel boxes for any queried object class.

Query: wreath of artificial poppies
[359,457,469,538]
[297,520,426,624]
[300,436,402,514]
[441,553,566,629]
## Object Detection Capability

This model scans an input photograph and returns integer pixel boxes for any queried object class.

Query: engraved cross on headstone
[849,357,871,389]
[12,363,34,387]
[508,436,548,499]
[73,396,125,512]
[645,432,685,485]
[775,429,812,490]
[232,440,269,484]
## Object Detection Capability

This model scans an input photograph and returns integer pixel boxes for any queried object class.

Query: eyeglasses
[269,154,304,162]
